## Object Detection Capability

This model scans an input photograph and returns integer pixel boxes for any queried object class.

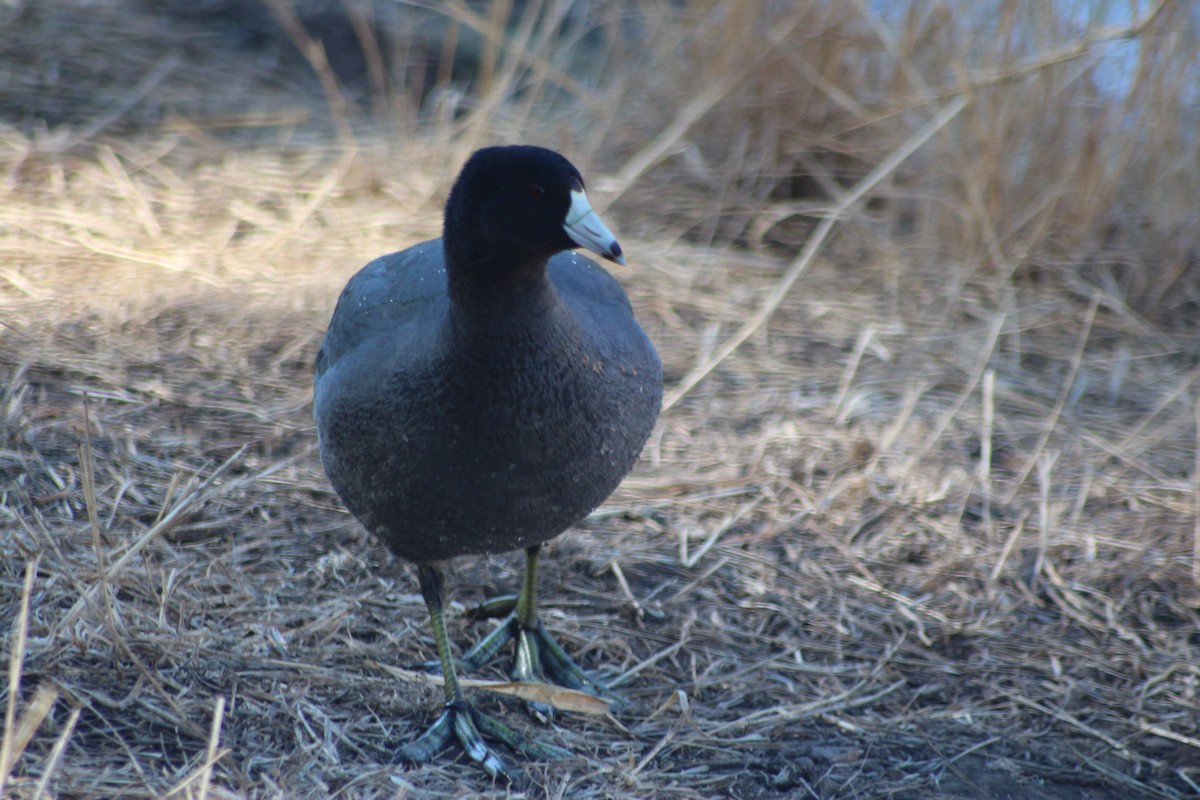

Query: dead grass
[3,1,1200,798]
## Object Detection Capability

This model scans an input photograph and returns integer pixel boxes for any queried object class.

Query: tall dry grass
[602,1,1196,320]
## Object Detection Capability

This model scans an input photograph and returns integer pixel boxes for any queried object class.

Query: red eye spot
[529,184,546,199]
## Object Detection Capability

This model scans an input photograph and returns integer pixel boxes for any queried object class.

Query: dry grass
[3,1,1200,798]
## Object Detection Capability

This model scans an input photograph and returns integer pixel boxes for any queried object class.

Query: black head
[443,145,624,275]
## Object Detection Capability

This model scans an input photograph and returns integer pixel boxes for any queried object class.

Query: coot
[313,145,662,780]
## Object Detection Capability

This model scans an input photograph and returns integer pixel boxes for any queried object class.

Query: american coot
[313,145,662,781]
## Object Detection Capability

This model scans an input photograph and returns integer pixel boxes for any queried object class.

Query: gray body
[313,239,662,564]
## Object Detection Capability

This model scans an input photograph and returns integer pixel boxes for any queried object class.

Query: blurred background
[5,0,1197,317]
[3,2,1200,798]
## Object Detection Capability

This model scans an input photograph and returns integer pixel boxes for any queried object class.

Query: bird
[312,145,662,781]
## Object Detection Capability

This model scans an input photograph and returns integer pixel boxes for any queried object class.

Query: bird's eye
[529,184,546,199]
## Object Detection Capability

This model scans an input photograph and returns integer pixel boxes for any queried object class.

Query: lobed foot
[395,697,571,785]
[461,609,624,709]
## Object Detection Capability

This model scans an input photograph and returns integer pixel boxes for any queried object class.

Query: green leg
[395,564,569,783]
[461,546,622,706]
[511,543,545,686]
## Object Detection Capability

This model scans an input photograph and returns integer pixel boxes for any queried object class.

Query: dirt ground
[3,2,1199,799]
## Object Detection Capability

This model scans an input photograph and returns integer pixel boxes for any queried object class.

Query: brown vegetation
[3,1,1199,797]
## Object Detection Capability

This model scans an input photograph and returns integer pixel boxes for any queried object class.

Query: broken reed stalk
[661,93,969,411]
[0,560,38,798]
